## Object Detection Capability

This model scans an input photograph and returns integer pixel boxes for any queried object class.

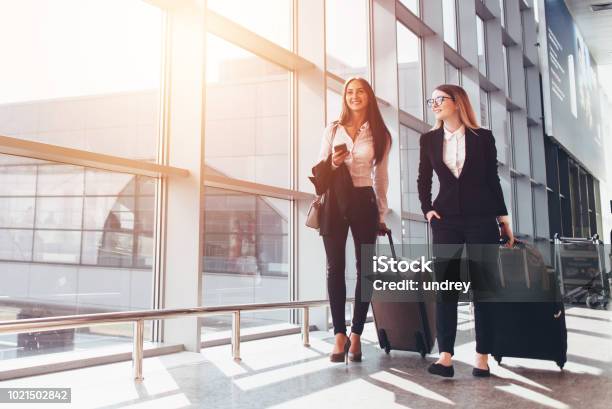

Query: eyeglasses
[426,96,455,107]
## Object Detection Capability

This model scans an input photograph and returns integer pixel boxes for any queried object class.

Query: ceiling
[564,0,612,98]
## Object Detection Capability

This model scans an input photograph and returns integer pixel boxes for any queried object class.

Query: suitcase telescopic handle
[384,229,397,260]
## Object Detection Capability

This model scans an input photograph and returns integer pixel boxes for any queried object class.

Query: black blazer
[309,156,354,236]
[417,126,508,218]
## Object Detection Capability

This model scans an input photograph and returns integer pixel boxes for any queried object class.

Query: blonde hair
[431,84,480,130]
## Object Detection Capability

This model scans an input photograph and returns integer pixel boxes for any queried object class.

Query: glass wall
[480,89,491,128]
[205,33,291,189]
[326,0,370,80]
[0,154,155,359]
[503,45,511,97]
[202,9,293,340]
[444,60,461,85]
[207,0,292,49]
[477,16,488,76]
[0,0,162,160]
[201,188,290,340]
[0,0,161,361]
[442,0,458,50]
[399,125,433,257]
[399,0,420,16]
[397,22,423,119]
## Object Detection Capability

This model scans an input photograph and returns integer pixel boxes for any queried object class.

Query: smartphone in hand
[333,143,348,153]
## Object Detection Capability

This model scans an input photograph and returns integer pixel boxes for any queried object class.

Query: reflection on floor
[1,304,611,409]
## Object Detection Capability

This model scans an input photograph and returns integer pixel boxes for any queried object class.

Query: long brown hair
[335,76,391,164]
[431,84,480,130]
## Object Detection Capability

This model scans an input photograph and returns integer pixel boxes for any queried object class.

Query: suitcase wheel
[557,361,565,369]
[415,331,427,359]
[494,355,502,365]
[378,329,391,354]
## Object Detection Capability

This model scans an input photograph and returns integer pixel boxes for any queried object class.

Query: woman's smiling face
[345,79,369,112]
[430,89,457,122]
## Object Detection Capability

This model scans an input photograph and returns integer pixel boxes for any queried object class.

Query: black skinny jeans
[323,186,379,336]
[430,215,500,356]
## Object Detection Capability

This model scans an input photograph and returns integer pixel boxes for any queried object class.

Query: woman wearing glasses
[418,84,514,378]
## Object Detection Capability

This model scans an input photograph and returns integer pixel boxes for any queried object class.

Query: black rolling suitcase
[492,241,567,369]
[371,230,436,357]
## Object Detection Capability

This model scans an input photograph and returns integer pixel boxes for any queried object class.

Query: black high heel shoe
[330,337,351,364]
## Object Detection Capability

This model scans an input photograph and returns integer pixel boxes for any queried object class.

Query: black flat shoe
[472,366,490,377]
[428,362,454,378]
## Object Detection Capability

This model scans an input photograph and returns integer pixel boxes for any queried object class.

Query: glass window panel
[202,187,289,339]
[442,0,458,50]
[205,34,290,188]
[85,169,134,196]
[33,230,81,263]
[401,220,429,259]
[327,88,342,124]
[326,0,369,80]
[0,0,162,160]
[399,0,419,16]
[0,164,36,196]
[0,229,33,261]
[137,176,156,197]
[399,125,438,215]
[477,16,487,76]
[207,0,292,50]
[134,195,155,233]
[83,197,135,231]
[0,198,35,228]
[444,60,461,85]
[36,197,83,230]
[135,234,154,268]
[37,165,84,196]
[480,89,490,129]
[503,46,511,97]
[0,153,156,357]
[82,231,134,267]
[397,22,423,119]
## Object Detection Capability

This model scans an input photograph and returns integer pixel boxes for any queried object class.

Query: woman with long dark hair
[418,84,514,377]
[316,77,391,363]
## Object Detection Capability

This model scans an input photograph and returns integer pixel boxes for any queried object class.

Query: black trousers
[323,186,379,335]
[430,215,500,356]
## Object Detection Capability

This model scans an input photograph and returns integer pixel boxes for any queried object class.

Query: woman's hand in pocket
[498,215,515,247]
[426,210,441,223]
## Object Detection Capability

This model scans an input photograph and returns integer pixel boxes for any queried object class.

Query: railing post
[133,319,144,381]
[232,311,241,361]
[302,307,310,347]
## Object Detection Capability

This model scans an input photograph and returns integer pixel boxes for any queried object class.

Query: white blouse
[318,122,389,223]
[442,125,466,178]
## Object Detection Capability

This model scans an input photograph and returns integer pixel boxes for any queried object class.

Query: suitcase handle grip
[385,229,397,260]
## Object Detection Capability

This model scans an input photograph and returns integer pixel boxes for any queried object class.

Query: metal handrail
[0,298,353,381]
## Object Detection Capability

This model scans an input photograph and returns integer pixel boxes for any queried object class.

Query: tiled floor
[1,304,611,409]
